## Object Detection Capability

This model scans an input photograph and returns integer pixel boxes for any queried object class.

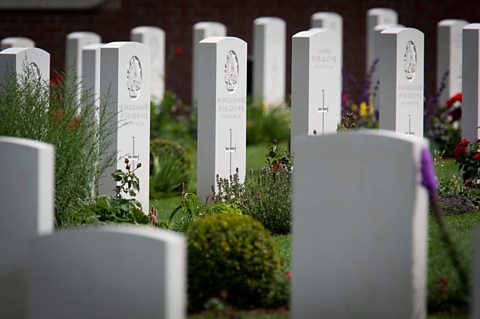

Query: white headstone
[192,22,227,108]
[0,137,54,319]
[29,226,186,319]
[197,36,246,201]
[82,43,103,111]
[98,42,151,211]
[65,32,101,81]
[291,130,428,319]
[131,26,165,104]
[253,17,286,106]
[367,8,398,72]
[372,24,403,112]
[0,47,50,84]
[379,27,424,137]
[0,37,35,50]
[291,28,341,152]
[461,24,480,142]
[311,12,343,69]
[437,20,468,105]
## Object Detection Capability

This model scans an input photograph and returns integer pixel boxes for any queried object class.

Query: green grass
[436,158,459,181]
[151,142,273,220]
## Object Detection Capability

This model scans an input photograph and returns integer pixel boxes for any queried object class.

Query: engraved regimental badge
[28,62,41,82]
[224,50,239,93]
[127,56,142,99]
[404,41,417,81]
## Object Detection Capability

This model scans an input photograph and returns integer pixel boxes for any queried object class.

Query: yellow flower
[351,103,358,112]
[359,102,368,117]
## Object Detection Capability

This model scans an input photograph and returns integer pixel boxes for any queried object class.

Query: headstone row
[0,40,152,210]
[66,28,165,104]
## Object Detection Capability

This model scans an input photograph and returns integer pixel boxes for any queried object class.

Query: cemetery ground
[150,143,480,319]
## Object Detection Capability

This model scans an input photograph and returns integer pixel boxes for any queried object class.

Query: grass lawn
[150,145,480,319]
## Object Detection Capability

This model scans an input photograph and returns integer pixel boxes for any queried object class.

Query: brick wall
[0,0,478,104]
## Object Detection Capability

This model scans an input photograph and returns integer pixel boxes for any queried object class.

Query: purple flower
[255,194,262,201]
[420,147,438,198]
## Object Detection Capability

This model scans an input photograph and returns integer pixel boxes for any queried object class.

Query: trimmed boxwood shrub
[187,213,280,309]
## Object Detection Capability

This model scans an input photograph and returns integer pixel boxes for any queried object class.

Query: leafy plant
[0,68,115,227]
[163,192,242,232]
[150,90,196,147]
[434,150,480,214]
[426,90,462,157]
[453,138,480,187]
[246,101,290,145]
[113,157,141,198]
[213,140,293,234]
[187,213,280,310]
[340,61,379,130]
[66,158,154,226]
[150,138,191,197]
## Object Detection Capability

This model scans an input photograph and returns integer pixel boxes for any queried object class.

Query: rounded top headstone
[254,17,286,25]
[438,19,469,27]
[67,31,101,40]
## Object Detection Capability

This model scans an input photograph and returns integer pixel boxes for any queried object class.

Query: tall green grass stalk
[0,68,115,227]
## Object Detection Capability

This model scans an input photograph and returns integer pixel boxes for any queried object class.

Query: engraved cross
[225,129,237,176]
[316,89,328,135]
[127,136,140,168]
[405,114,415,136]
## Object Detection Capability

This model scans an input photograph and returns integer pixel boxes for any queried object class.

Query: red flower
[68,116,81,129]
[459,139,469,147]
[284,270,291,280]
[474,153,480,160]
[175,46,183,55]
[51,73,62,87]
[54,109,64,122]
[148,207,158,225]
[446,93,462,108]
[437,277,448,295]
[454,146,467,160]
[465,179,473,188]
[437,277,448,286]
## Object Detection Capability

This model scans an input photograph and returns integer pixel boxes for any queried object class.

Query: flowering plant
[454,138,480,187]
[339,61,379,130]
[426,91,462,157]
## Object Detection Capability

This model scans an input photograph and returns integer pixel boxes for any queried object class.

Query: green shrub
[439,194,478,215]
[66,160,154,226]
[214,141,293,234]
[150,138,191,197]
[247,101,290,145]
[241,168,292,234]
[163,193,242,232]
[0,70,115,227]
[461,187,480,207]
[150,90,196,147]
[187,213,280,309]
